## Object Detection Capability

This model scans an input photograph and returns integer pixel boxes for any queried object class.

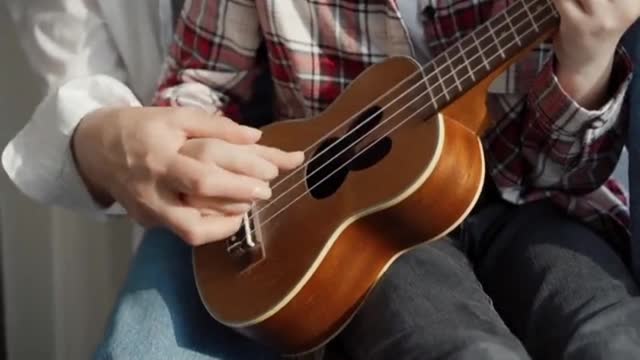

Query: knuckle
[598,19,616,33]
[176,106,204,119]
[205,140,224,159]
[189,175,211,195]
[228,152,248,171]
[142,153,165,176]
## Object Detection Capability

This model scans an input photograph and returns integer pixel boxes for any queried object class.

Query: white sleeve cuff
[2,75,141,219]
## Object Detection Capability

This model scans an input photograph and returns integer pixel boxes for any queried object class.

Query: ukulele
[193,0,559,355]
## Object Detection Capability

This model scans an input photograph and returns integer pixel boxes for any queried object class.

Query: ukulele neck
[415,0,559,132]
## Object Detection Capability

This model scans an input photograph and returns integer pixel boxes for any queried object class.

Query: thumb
[175,107,262,144]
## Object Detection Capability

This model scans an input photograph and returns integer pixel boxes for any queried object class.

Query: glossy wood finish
[192,0,560,355]
[193,56,484,354]
[238,114,483,355]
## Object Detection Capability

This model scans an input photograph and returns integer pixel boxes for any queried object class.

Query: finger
[157,199,244,245]
[173,107,263,144]
[164,155,272,201]
[195,140,280,180]
[252,144,305,171]
[183,194,252,215]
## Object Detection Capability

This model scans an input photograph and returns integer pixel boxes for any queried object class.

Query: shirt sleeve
[489,45,633,201]
[2,0,135,217]
[153,0,264,121]
[2,76,139,218]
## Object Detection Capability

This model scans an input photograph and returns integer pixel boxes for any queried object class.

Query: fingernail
[243,126,262,140]
[266,166,279,179]
[293,151,305,163]
[253,186,272,200]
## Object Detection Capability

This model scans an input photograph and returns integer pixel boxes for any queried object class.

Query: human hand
[176,137,303,215]
[72,106,304,245]
[551,0,640,108]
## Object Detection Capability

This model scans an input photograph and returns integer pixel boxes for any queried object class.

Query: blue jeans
[93,227,280,359]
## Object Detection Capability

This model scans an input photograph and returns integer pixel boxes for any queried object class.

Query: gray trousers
[338,198,640,360]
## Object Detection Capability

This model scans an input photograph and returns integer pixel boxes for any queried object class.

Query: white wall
[0,4,134,360]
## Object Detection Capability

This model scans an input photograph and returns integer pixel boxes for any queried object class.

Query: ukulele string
[265,0,553,194]
[249,3,554,224]
[237,9,558,238]
[246,2,555,223]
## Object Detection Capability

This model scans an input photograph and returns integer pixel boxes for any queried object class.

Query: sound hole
[306,106,392,199]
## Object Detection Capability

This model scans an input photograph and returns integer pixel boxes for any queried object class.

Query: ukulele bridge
[225,207,264,263]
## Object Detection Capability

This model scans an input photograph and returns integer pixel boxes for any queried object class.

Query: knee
[92,289,178,359]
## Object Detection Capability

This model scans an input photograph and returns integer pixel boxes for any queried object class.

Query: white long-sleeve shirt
[2,0,177,218]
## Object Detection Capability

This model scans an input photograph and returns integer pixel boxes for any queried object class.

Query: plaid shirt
[155,0,634,250]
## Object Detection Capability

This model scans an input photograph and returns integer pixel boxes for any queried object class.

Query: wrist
[554,50,616,110]
[71,108,117,208]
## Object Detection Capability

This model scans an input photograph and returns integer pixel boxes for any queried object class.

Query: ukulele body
[192,56,486,355]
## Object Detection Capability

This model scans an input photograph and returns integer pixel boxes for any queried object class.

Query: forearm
[71,107,122,208]
[555,48,615,111]
[521,45,632,192]
[550,0,640,110]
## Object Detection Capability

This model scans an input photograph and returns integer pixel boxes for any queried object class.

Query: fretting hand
[551,0,640,109]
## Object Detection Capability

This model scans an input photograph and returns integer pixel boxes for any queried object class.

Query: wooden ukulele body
[192,56,492,355]
[191,0,559,352]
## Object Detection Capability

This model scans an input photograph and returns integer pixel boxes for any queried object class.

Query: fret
[426,61,448,106]
[444,51,463,92]
[487,21,505,59]
[428,84,438,113]
[457,42,476,82]
[434,61,449,102]
[503,10,522,47]
[417,0,560,114]
[523,3,539,32]
[420,63,439,112]
[470,32,490,71]
[475,23,504,71]
[531,1,557,30]
[503,1,549,52]
[433,55,458,103]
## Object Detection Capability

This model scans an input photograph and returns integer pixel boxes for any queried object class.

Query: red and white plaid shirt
[155,0,634,250]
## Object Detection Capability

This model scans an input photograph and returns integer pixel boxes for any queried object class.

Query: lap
[93,227,279,360]
[95,199,640,360]
[338,237,529,360]
[473,200,640,360]
[340,199,640,360]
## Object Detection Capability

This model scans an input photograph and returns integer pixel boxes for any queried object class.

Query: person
[3,0,288,358]
[150,0,640,359]
[4,1,640,360]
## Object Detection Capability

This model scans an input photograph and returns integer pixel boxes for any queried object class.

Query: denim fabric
[93,227,280,360]
[624,20,640,281]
